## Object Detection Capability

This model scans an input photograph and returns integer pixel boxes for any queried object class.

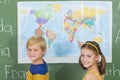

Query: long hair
[79,41,106,75]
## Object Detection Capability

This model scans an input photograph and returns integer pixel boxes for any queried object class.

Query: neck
[88,64,98,72]
[32,59,44,65]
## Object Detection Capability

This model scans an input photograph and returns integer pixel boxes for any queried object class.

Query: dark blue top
[29,60,48,75]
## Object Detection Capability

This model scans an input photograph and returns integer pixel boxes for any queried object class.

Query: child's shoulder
[84,70,98,80]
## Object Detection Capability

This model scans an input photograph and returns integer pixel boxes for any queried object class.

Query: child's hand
[77,40,84,48]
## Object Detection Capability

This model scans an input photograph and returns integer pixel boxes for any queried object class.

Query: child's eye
[28,49,31,51]
[34,49,38,51]
[81,54,84,57]
[87,55,91,58]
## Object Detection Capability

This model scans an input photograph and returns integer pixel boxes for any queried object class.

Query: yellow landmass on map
[52,4,62,13]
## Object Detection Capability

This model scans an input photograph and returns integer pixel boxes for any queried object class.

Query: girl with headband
[78,41,106,80]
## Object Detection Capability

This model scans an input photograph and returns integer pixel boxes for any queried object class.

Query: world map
[17,1,112,63]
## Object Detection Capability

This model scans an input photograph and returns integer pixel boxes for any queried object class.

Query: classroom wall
[0,0,120,80]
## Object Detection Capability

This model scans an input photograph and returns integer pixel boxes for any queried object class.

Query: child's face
[27,43,45,64]
[80,48,98,69]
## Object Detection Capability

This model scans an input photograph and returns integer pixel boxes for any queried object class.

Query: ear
[98,55,102,62]
[42,49,47,54]
[77,40,84,48]
[95,55,101,62]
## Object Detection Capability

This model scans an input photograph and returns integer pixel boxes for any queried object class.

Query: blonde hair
[26,35,46,50]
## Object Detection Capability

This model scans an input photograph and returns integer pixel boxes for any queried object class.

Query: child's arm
[26,70,32,80]
[84,71,99,80]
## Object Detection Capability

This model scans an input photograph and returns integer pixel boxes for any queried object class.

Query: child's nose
[30,50,34,54]
[83,57,87,61]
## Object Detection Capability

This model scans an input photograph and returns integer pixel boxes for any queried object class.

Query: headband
[84,42,99,54]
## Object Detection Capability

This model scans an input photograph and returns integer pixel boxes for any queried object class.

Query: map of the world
[17,1,112,63]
